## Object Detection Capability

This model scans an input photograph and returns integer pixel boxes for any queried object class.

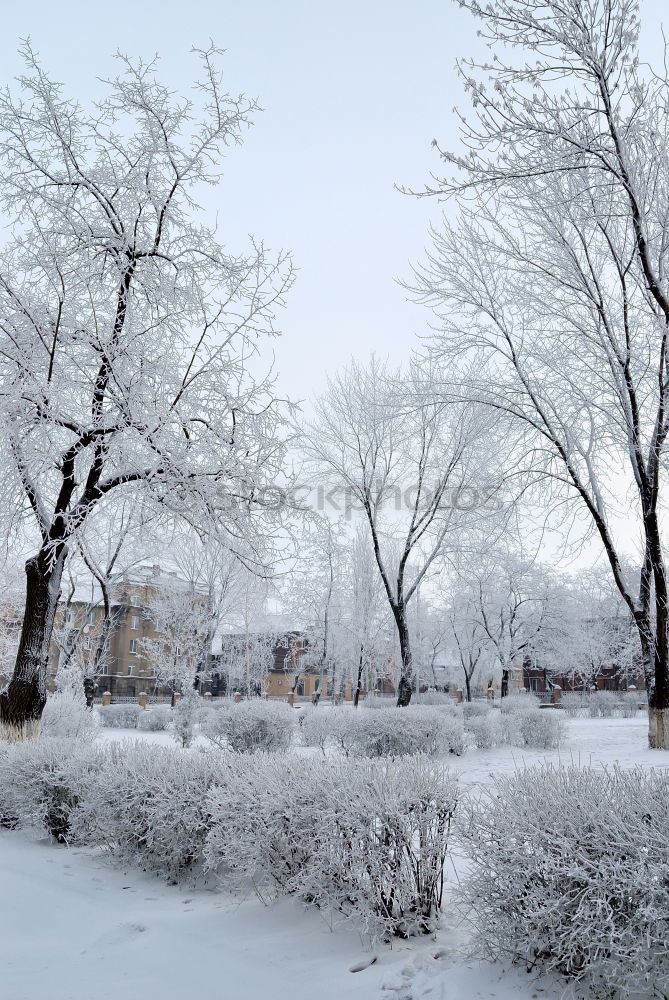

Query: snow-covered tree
[0,46,293,735]
[542,569,638,690]
[140,575,213,698]
[304,356,490,705]
[412,0,669,746]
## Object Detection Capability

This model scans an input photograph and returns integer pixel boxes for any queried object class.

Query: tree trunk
[354,644,365,707]
[464,673,472,702]
[394,608,413,706]
[0,546,67,738]
[501,669,509,698]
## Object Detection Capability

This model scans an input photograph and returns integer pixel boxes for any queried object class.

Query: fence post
[138,692,148,709]
[455,688,463,704]
[102,691,112,707]
[551,685,562,706]
[204,692,212,702]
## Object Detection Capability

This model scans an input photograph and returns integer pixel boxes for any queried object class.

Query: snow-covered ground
[2,715,665,1000]
[0,829,563,1000]
[451,715,669,786]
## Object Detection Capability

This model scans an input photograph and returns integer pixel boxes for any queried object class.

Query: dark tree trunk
[501,669,509,698]
[638,511,669,747]
[83,676,95,709]
[464,674,472,703]
[354,644,365,707]
[0,546,67,734]
[395,609,412,707]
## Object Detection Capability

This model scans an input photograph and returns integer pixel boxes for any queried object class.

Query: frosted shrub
[461,700,490,719]
[498,692,540,714]
[588,690,642,719]
[72,742,232,882]
[301,707,358,757]
[516,708,565,749]
[498,712,522,746]
[0,738,96,842]
[616,691,642,718]
[98,703,142,729]
[302,706,464,758]
[362,696,397,710]
[205,754,324,900]
[561,692,587,718]
[40,689,99,740]
[459,765,669,998]
[352,707,465,757]
[137,705,172,732]
[205,755,458,940]
[412,691,458,708]
[169,689,201,748]
[563,691,642,719]
[202,699,295,753]
[465,711,502,750]
[588,690,619,718]
[311,756,458,939]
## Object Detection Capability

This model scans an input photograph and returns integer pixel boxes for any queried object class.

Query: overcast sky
[0,0,666,411]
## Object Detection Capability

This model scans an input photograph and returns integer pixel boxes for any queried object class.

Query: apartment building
[49,565,211,697]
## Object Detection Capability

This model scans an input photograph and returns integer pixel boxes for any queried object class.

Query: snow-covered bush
[301,707,359,757]
[302,706,465,757]
[562,691,642,719]
[169,689,201,748]
[561,692,587,717]
[205,754,458,940]
[361,696,397,710]
[201,699,296,753]
[498,692,540,714]
[465,711,503,749]
[351,707,464,757]
[515,708,565,749]
[97,703,142,729]
[412,691,458,708]
[0,738,96,842]
[459,765,669,998]
[588,690,620,718]
[463,705,564,749]
[616,691,642,718]
[205,753,323,899]
[40,689,99,740]
[71,742,232,882]
[137,705,172,732]
[461,700,490,719]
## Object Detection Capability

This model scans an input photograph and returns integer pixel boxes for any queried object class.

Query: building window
[128,664,135,676]
[65,610,73,625]
[130,594,140,607]
[129,639,138,654]
[86,611,96,625]
[83,637,92,650]
[131,616,139,630]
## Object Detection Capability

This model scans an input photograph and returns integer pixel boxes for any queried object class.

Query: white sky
[0,0,665,408]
